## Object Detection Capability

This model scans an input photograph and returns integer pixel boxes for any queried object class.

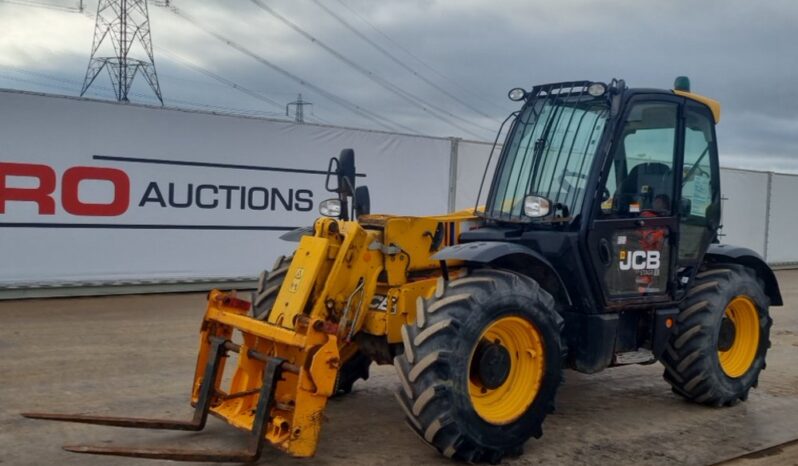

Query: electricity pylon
[286,94,312,123]
[81,0,163,104]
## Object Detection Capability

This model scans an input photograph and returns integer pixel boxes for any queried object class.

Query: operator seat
[617,162,672,213]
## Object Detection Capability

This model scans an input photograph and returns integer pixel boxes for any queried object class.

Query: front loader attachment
[23,217,395,462]
[23,289,342,462]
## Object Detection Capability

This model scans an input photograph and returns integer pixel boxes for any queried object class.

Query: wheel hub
[473,341,511,390]
[717,317,736,352]
[467,315,545,425]
[717,296,761,378]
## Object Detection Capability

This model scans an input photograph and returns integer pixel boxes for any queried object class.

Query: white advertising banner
[0,90,451,286]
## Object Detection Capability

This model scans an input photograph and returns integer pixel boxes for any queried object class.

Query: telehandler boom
[25,78,782,463]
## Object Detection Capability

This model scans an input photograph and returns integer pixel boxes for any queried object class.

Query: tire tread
[661,263,772,406]
[393,268,563,463]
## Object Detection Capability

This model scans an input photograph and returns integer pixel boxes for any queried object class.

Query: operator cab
[470,78,722,311]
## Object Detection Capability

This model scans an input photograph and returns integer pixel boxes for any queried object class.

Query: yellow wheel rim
[468,316,545,425]
[717,296,760,378]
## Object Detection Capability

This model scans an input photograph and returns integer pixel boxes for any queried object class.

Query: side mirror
[337,149,356,197]
[322,148,358,221]
[354,185,370,217]
[523,195,551,218]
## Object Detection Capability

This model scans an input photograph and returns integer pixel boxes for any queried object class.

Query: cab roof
[623,87,721,123]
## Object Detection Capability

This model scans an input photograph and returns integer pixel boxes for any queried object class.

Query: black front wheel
[394,269,564,463]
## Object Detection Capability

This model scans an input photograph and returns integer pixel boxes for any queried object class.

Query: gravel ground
[1,270,797,466]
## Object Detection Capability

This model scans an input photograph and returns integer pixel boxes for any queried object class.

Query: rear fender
[432,241,571,306]
[705,244,783,306]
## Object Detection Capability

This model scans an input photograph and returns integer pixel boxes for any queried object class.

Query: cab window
[678,104,720,261]
[600,101,678,217]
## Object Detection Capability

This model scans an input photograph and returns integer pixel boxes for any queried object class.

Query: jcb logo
[619,250,660,271]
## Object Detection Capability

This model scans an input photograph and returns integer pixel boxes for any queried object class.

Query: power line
[168,5,419,134]
[15,5,319,123]
[4,0,452,135]
[83,5,374,128]
[157,47,285,111]
[0,0,78,12]
[332,0,506,114]
[0,72,83,95]
[1,1,342,125]
[0,64,81,89]
[310,0,496,122]
[250,0,492,139]
[78,8,288,114]
[0,64,287,117]
[307,113,334,125]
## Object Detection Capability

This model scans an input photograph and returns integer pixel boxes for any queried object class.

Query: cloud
[0,0,796,169]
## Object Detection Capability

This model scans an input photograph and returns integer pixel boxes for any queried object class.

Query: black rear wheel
[394,269,563,463]
[661,264,772,406]
[251,254,292,320]
[333,351,372,395]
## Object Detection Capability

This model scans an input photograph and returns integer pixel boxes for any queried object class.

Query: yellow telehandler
[25,78,782,463]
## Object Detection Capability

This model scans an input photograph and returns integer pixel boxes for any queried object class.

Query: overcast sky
[0,0,796,172]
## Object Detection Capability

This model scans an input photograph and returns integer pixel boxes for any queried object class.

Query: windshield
[485,83,610,223]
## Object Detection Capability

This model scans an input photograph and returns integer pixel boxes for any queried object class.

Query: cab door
[586,96,682,305]
[672,101,722,297]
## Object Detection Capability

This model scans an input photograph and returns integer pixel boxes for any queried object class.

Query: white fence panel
[765,173,798,264]
[453,140,498,211]
[718,168,769,257]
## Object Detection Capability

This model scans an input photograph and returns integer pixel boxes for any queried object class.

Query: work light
[508,88,526,101]
[587,82,607,97]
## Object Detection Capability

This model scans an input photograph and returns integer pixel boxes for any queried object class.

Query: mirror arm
[325,157,339,192]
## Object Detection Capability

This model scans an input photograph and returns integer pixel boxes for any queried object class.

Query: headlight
[587,82,607,97]
[523,195,551,218]
[508,88,526,101]
[319,198,342,217]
